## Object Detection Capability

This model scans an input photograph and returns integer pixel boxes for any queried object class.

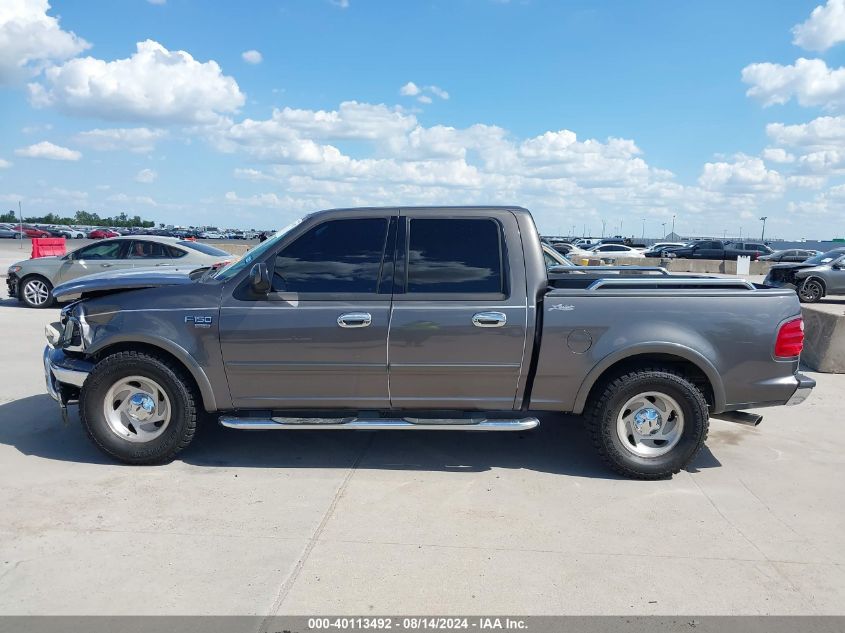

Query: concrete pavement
[0,299,842,615]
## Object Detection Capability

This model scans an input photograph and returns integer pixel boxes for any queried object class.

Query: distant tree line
[0,210,155,228]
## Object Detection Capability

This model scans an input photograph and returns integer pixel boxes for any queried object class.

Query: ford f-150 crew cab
[43,206,815,479]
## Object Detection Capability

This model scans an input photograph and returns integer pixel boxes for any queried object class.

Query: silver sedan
[7,236,233,308]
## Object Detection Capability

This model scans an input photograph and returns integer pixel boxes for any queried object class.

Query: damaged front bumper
[44,323,94,421]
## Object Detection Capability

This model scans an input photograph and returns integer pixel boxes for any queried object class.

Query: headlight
[8,265,21,274]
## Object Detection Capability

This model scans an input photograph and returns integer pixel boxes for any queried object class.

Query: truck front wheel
[80,351,198,464]
[586,369,709,479]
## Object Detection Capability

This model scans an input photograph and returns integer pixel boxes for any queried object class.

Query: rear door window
[406,218,504,294]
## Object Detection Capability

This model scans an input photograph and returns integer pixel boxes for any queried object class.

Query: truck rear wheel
[80,351,198,464]
[585,368,709,479]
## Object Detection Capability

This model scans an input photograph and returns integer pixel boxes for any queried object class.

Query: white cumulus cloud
[134,168,157,183]
[792,0,845,52]
[699,156,784,194]
[75,127,167,153]
[762,147,795,163]
[241,49,262,64]
[14,140,81,161]
[28,40,245,123]
[0,0,90,84]
[0,158,11,168]
[399,81,421,96]
[742,58,845,110]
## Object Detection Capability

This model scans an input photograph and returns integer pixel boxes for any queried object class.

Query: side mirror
[250,262,271,294]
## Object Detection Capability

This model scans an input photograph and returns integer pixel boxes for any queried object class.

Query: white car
[200,231,223,239]
[588,243,646,258]
[58,228,86,239]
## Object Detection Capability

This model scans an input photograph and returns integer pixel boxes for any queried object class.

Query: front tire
[80,351,198,464]
[798,278,824,303]
[586,368,709,479]
[20,275,54,308]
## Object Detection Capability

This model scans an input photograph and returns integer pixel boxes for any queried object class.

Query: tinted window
[273,218,388,293]
[179,241,229,256]
[75,241,124,260]
[745,244,762,251]
[407,218,503,294]
[128,240,183,259]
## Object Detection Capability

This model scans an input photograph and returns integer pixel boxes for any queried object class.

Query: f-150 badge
[185,315,213,328]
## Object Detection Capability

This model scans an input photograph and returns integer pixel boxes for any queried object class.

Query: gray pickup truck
[43,206,814,479]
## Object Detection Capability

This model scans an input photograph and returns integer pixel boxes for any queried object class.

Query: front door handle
[472,311,507,328]
[100,263,113,267]
[337,312,372,328]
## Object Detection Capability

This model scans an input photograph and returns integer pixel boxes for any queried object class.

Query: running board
[219,416,539,432]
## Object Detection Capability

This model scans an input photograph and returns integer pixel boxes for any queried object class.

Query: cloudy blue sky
[2,0,845,238]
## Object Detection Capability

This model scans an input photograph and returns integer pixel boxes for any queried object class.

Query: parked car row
[0,223,268,241]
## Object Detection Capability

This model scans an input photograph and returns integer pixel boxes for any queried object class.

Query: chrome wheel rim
[103,376,171,443]
[23,279,49,306]
[800,280,822,302]
[616,391,685,458]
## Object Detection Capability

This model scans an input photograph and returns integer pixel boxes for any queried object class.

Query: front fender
[86,333,222,412]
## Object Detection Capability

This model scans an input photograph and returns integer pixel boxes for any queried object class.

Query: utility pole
[760,216,768,242]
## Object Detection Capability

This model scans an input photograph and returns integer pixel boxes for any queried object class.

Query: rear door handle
[337,312,372,328]
[472,311,507,328]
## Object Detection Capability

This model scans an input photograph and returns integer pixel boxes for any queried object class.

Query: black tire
[80,351,198,465]
[798,278,824,303]
[19,275,55,308]
[585,368,709,480]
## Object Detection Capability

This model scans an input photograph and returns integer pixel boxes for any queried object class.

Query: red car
[88,229,120,239]
[11,225,50,238]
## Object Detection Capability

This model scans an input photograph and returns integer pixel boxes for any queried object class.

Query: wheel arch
[87,337,218,412]
[573,345,725,415]
[801,275,827,295]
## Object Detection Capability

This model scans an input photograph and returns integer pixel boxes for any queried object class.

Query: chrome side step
[219,416,539,432]
[711,411,763,426]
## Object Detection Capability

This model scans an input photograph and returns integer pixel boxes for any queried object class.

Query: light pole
[18,201,23,249]
[661,222,667,238]
[602,219,606,238]
[671,214,676,238]
[641,218,645,241]
[760,216,768,242]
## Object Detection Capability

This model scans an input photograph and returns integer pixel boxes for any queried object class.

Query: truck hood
[53,267,195,301]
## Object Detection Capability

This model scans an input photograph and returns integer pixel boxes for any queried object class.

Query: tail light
[775,317,804,357]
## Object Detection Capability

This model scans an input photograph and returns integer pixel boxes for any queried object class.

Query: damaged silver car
[764,247,845,303]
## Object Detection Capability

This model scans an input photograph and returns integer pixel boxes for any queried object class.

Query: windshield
[803,248,845,266]
[211,218,304,281]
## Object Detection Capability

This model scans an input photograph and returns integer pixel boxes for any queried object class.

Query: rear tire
[585,368,709,480]
[80,351,198,465]
[20,275,54,308]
